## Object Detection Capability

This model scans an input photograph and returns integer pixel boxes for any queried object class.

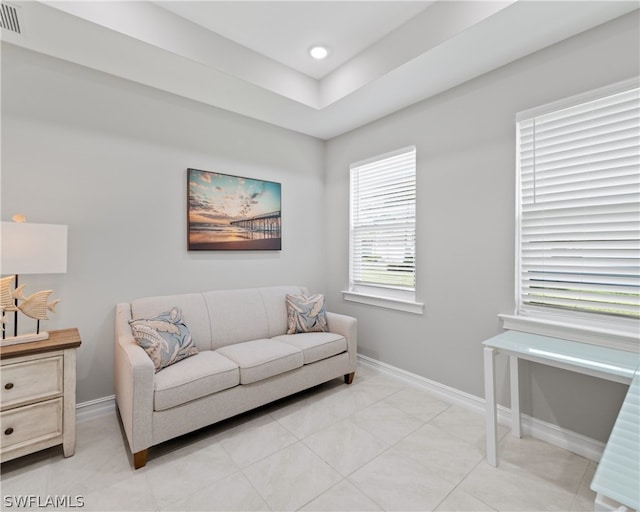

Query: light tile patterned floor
[1,363,598,511]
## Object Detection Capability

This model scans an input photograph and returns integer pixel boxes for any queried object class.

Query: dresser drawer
[1,356,63,410]
[0,398,63,451]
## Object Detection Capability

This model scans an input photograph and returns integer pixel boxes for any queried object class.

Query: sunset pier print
[188,168,282,251]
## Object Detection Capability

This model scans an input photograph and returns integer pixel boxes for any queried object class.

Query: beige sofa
[114,285,357,469]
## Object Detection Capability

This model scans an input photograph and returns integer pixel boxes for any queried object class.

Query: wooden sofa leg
[133,449,148,469]
[344,372,355,385]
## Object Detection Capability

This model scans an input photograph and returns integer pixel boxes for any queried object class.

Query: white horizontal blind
[350,147,416,297]
[517,84,640,322]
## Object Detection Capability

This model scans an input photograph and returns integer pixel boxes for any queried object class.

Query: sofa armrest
[114,303,154,455]
[326,311,357,373]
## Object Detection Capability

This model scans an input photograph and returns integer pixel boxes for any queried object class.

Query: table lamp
[0,218,68,345]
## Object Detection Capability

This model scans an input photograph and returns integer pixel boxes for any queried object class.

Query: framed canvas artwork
[187,168,282,250]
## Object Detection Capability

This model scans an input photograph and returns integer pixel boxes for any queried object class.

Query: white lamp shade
[1,222,68,275]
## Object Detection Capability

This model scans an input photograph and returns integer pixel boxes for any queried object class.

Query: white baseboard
[76,395,116,422]
[357,354,605,462]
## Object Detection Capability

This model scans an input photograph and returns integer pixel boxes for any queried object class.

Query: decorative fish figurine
[0,275,61,338]
[0,275,16,310]
[9,287,60,321]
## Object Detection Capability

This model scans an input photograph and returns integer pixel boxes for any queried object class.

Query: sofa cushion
[273,332,347,364]
[217,339,304,384]
[285,294,329,334]
[203,289,271,349]
[129,307,198,372]
[259,286,307,337]
[153,351,239,411]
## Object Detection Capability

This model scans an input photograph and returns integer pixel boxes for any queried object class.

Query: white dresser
[1,328,82,462]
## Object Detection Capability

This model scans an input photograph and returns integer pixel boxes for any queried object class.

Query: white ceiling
[156,1,434,80]
[3,1,638,139]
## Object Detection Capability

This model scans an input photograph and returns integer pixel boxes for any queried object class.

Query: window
[509,79,639,344]
[344,146,423,314]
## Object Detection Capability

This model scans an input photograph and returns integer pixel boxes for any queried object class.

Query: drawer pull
[4,382,14,390]
[4,427,14,436]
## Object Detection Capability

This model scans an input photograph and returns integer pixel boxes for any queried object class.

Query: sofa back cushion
[260,286,307,337]
[204,286,306,349]
[130,286,309,352]
[130,293,213,351]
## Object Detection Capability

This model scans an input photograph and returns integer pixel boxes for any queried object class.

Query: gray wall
[2,11,638,444]
[324,12,638,443]
[1,44,325,403]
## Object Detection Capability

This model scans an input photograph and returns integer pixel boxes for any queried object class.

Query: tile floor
[1,363,598,511]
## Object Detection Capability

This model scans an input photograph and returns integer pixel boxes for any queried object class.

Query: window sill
[342,290,424,315]
[499,314,639,352]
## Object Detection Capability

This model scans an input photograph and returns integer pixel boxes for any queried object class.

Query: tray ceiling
[3,1,637,139]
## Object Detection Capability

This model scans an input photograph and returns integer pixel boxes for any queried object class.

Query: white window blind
[516,81,640,324]
[349,146,416,300]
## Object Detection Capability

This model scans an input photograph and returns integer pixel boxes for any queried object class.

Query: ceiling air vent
[0,2,21,34]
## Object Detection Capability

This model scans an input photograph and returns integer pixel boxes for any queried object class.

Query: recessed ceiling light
[309,45,329,60]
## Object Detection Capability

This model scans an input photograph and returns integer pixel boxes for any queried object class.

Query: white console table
[483,331,639,510]
[482,330,638,458]
[591,368,639,511]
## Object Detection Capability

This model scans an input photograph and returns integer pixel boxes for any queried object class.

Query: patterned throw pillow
[286,294,329,334]
[129,307,198,372]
